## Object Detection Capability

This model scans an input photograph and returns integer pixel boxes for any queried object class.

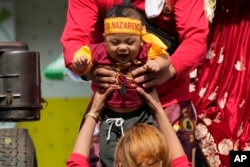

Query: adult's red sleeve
[66,153,90,167]
[60,0,99,69]
[172,155,191,167]
[171,0,209,78]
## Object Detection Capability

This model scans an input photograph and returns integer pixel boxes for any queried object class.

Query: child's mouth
[118,53,129,58]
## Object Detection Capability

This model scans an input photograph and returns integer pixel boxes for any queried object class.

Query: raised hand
[72,56,90,73]
[132,55,175,88]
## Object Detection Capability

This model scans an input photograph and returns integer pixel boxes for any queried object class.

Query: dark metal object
[0,42,44,121]
[0,41,28,51]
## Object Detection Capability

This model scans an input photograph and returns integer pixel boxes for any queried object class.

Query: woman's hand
[136,87,164,116]
[92,65,116,90]
[89,87,113,117]
[132,62,176,88]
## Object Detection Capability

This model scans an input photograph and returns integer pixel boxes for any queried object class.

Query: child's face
[104,33,143,64]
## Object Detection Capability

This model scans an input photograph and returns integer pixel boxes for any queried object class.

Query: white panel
[0,0,15,41]
[14,0,93,98]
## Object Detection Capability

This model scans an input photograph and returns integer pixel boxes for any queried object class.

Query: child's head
[104,5,144,64]
[114,123,171,167]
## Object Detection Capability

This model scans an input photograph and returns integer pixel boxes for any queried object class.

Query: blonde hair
[114,123,171,167]
[204,0,216,23]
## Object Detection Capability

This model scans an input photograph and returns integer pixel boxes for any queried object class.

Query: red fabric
[66,153,90,167]
[171,155,191,167]
[88,43,150,108]
[60,0,208,107]
[191,0,250,167]
[66,153,190,167]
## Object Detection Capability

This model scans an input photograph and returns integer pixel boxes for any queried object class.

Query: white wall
[15,0,92,98]
[0,0,15,41]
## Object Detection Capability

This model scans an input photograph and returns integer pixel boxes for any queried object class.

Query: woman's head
[114,123,171,167]
[104,5,144,64]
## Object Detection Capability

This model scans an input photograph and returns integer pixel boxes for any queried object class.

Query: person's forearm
[171,0,208,78]
[154,108,186,159]
[155,54,176,80]
[154,54,171,70]
[136,87,187,159]
[72,116,96,157]
[60,0,100,69]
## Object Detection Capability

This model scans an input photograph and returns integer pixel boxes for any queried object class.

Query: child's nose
[117,44,128,52]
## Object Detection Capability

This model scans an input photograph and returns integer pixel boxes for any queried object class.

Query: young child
[72,4,170,167]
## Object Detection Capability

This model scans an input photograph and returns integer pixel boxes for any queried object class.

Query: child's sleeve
[141,31,169,59]
[72,45,93,75]
[147,44,169,59]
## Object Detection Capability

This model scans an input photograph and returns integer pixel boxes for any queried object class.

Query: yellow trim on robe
[72,45,93,75]
[147,43,169,59]
[141,30,169,59]
[141,30,168,50]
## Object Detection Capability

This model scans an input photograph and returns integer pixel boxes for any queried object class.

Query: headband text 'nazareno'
[104,17,143,35]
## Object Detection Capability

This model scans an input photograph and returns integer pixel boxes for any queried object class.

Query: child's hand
[143,59,161,72]
[72,56,90,72]
[132,54,174,88]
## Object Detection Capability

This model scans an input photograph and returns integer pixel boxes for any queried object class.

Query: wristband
[85,112,99,121]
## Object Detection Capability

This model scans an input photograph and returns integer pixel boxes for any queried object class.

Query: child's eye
[126,41,135,45]
[110,41,119,45]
